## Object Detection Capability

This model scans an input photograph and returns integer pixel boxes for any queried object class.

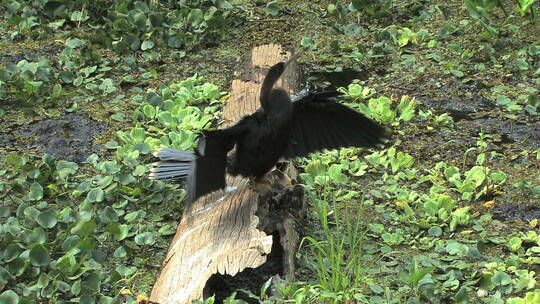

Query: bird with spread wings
[150,54,388,202]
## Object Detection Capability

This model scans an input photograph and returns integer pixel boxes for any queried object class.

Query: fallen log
[149,44,306,304]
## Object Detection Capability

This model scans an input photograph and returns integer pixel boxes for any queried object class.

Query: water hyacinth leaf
[111,113,124,121]
[141,39,154,51]
[116,265,137,277]
[37,210,58,228]
[135,231,155,245]
[446,241,468,256]
[84,272,102,291]
[4,244,24,262]
[491,271,512,286]
[66,38,86,48]
[130,128,145,143]
[266,0,282,16]
[71,220,97,237]
[71,279,81,295]
[4,217,21,236]
[142,104,156,118]
[79,294,95,304]
[0,290,19,304]
[29,244,50,266]
[86,188,104,203]
[56,253,76,274]
[133,142,151,154]
[300,36,316,51]
[62,235,81,251]
[454,287,469,304]
[6,155,24,167]
[99,206,118,224]
[105,223,130,241]
[158,111,174,126]
[187,9,204,26]
[28,182,43,201]
[114,246,128,258]
[105,141,120,149]
[507,237,522,252]
[8,258,25,276]
[428,226,442,237]
[125,34,141,51]
[26,227,46,245]
[328,164,348,184]
[56,160,78,175]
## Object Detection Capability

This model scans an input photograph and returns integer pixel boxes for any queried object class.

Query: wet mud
[0,45,64,64]
[12,112,107,163]
[493,202,540,223]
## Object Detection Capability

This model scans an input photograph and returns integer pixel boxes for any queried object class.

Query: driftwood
[149,44,306,304]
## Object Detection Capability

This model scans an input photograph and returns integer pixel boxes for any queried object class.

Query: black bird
[150,55,387,202]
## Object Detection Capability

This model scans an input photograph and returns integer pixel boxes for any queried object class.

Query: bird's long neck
[260,54,299,112]
[260,70,283,112]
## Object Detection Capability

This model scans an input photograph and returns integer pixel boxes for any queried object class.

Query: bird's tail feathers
[149,148,196,179]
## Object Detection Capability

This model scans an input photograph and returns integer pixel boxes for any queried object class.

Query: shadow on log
[150,44,306,304]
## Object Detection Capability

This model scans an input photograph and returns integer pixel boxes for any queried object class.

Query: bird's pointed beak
[284,51,302,67]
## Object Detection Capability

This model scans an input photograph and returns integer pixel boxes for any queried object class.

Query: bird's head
[260,52,302,113]
[263,52,301,86]
[266,62,286,80]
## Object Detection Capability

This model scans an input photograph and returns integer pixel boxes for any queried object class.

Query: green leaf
[187,9,204,26]
[411,267,435,286]
[29,244,50,266]
[26,227,47,244]
[84,272,102,291]
[125,34,141,51]
[4,244,23,262]
[507,237,522,252]
[141,40,155,51]
[62,235,81,251]
[158,111,174,126]
[37,210,57,228]
[105,141,119,149]
[79,294,95,304]
[87,188,105,203]
[66,38,86,48]
[454,287,469,304]
[99,206,118,224]
[105,223,130,241]
[28,182,44,201]
[428,226,442,237]
[265,0,282,16]
[111,113,124,122]
[130,127,146,143]
[135,232,156,245]
[492,271,512,285]
[71,220,97,237]
[0,290,19,304]
[300,36,316,51]
[142,104,156,118]
[446,241,468,256]
[133,143,151,154]
[114,246,128,258]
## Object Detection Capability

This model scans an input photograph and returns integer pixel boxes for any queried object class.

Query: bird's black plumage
[150,55,388,202]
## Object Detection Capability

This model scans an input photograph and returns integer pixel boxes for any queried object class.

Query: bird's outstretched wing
[284,91,388,158]
[150,127,243,202]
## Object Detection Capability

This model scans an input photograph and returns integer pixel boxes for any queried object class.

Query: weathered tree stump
[149,44,306,304]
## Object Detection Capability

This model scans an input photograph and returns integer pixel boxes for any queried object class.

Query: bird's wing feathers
[189,129,238,202]
[150,124,248,202]
[284,92,387,158]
